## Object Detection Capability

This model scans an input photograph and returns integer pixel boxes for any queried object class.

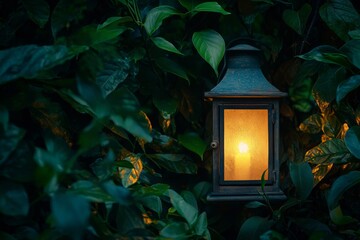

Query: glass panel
[223,109,269,181]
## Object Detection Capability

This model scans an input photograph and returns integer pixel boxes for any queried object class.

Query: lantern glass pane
[223,109,269,181]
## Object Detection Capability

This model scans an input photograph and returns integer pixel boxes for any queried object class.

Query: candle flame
[238,142,249,153]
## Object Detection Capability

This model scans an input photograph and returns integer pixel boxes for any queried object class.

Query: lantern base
[207,191,286,202]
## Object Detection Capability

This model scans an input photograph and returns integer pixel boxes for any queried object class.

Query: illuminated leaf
[305,139,352,164]
[299,113,322,134]
[118,154,143,188]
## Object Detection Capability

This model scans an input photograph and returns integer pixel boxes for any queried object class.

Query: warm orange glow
[224,109,269,181]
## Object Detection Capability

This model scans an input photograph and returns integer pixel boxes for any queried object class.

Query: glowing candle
[234,142,251,180]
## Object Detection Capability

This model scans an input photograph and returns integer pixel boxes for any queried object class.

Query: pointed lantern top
[205,44,287,99]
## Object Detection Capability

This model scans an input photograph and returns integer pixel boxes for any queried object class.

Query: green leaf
[292,218,332,236]
[0,181,29,216]
[322,113,341,138]
[348,29,360,39]
[282,3,312,35]
[245,201,267,209]
[305,139,352,164]
[51,0,88,37]
[191,2,230,15]
[181,190,198,210]
[0,45,88,85]
[289,162,314,200]
[336,75,360,103]
[51,191,90,234]
[192,29,225,76]
[312,164,333,187]
[327,171,360,210]
[96,56,131,97]
[155,57,189,83]
[22,0,50,28]
[178,132,207,159]
[116,206,145,233]
[299,113,322,134]
[345,126,360,159]
[0,124,25,165]
[152,37,183,55]
[160,222,190,238]
[194,212,208,236]
[299,46,352,68]
[144,6,180,36]
[118,154,143,188]
[330,206,357,225]
[168,189,198,226]
[97,16,132,30]
[192,181,211,202]
[153,93,178,115]
[237,216,272,240]
[139,196,162,216]
[90,150,116,181]
[101,180,131,205]
[134,183,170,198]
[70,180,113,202]
[147,154,197,174]
[319,0,360,41]
[78,120,106,151]
[341,40,360,69]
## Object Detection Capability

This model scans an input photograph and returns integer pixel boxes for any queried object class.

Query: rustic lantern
[205,44,287,201]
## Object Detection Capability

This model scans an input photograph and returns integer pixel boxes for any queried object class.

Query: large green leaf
[116,206,145,233]
[305,139,352,164]
[152,37,183,55]
[313,67,346,103]
[0,45,88,85]
[192,29,225,76]
[348,29,360,39]
[51,191,90,234]
[319,0,360,41]
[22,0,50,28]
[0,181,29,216]
[139,195,162,216]
[147,154,197,174]
[118,154,143,188]
[70,180,113,202]
[153,93,178,115]
[327,171,360,209]
[101,180,131,205]
[96,56,131,97]
[341,40,360,69]
[191,2,230,15]
[0,124,25,165]
[51,0,88,37]
[194,212,208,236]
[282,3,312,35]
[237,216,272,240]
[178,132,207,159]
[298,113,322,134]
[289,162,314,200]
[97,16,132,30]
[168,189,198,226]
[299,46,352,68]
[336,75,360,103]
[155,57,189,82]
[344,126,360,159]
[144,6,180,36]
[160,222,190,238]
[192,181,211,202]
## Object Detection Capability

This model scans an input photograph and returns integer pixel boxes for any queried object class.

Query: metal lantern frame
[205,44,287,201]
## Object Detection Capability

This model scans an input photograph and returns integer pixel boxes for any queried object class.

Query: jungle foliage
[0,0,359,239]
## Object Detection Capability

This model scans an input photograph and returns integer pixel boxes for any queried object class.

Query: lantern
[205,44,286,201]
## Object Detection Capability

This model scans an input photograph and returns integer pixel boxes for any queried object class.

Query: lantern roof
[205,44,287,99]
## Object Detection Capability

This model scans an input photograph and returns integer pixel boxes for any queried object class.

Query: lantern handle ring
[210,141,219,149]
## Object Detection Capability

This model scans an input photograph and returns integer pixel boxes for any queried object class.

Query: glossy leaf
[348,29,360,39]
[51,191,90,234]
[194,212,208,236]
[0,181,29,216]
[0,45,88,85]
[298,46,352,68]
[336,75,360,103]
[282,3,311,35]
[329,206,357,225]
[341,40,360,69]
[314,66,346,103]
[134,183,170,198]
[22,0,50,28]
[322,113,341,138]
[181,190,198,210]
[327,171,360,210]
[153,94,178,115]
[96,56,131,97]
[70,180,113,202]
[101,180,131,205]
[312,164,333,187]
[90,150,116,181]
[191,2,230,15]
[168,189,198,226]
[144,6,180,36]
[192,29,225,76]
[147,154,197,174]
[139,196,162,216]
[237,216,272,240]
[97,16,132,30]
[152,37,183,55]
[319,0,360,41]
[299,113,322,134]
[289,162,314,200]
[160,222,190,238]
[305,139,352,164]
[51,0,87,37]
[118,154,143,188]
[0,124,25,165]
[245,201,267,209]
[344,126,360,159]
[178,132,207,159]
[155,57,189,82]
[192,181,211,202]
